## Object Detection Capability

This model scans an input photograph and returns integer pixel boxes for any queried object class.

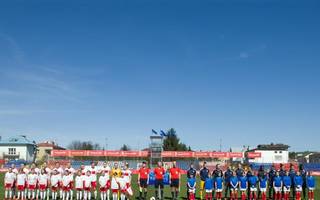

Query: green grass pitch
[1,173,319,199]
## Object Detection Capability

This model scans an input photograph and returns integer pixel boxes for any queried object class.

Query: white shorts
[274,187,282,192]
[188,188,196,193]
[250,187,257,192]
[296,186,302,192]
[230,188,238,192]
[240,188,247,192]
[260,188,266,192]
[205,189,212,193]
[215,189,222,192]
[308,187,315,191]
[283,187,291,192]
[111,178,119,190]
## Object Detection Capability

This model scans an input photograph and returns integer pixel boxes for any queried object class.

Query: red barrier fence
[51,150,255,158]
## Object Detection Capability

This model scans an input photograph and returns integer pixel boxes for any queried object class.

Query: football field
[1,173,319,199]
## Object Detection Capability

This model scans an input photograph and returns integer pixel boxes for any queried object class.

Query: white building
[0,135,37,163]
[248,143,290,164]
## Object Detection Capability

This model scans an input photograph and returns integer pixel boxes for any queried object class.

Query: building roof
[254,143,290,151]
[37,141,65,150]
[0,135,36,146]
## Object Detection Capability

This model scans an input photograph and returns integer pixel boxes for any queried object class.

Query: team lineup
[3,161,317,200]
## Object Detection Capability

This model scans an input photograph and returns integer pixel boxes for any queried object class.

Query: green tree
[120,144,131,151]
[67,140,101,150]
[163,128,190,151]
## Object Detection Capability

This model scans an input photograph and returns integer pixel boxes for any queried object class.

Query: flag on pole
[160,130,167,137]
[152,129,158,135]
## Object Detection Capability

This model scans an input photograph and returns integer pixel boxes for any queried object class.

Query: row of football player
[4,161,133,200]
[185,162,316,200]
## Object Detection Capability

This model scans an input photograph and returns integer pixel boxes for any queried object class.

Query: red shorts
[76,188,83,191]
[18,185,25,191]
[84,187,91,191]
[100,187,107,192]
[91,181,97,189]
[63,186,70,191]
[5,183,12,189]
[29,185,36,190]
[121,189,127,194]
[51,186,58,192]
[39,184,47,190]
[112,189,119,193]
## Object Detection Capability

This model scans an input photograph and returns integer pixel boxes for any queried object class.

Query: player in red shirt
[154,161,166,200]
[169,161,181,200]
[138,161,150,200]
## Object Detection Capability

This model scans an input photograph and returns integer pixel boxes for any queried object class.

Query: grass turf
[1,173,319,199]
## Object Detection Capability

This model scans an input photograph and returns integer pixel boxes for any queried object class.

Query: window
[8,148,16,155]
[279,151,282,153]
[275,151,278,153]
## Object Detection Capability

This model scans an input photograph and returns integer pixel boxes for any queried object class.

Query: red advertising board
[194,151,211,158]
[51,150,245,158]
[70,150,86,157]
[247,152,262,158]
[229,152,243,158]
[87,150,105,157]
[161,151,176,157]
[51,150,70,157]
[211,152,227,158]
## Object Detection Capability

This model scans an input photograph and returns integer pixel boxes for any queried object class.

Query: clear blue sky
[0,0,319,151]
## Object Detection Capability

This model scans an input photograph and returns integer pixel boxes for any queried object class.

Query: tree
[120,144,131,151]
[67,140,101,150]
[163,128,190,151]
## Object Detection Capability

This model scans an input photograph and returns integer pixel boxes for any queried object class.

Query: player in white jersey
[38,169,49,200]
[89,162,98,199]
[16,168,27,200]
[30,163,41,199]
[4,167,16,199]
[65,163,75,199]
[27,168,38,200]
[100,162,111,174]
[62,170,73,200]
[83,171,92,200]
[53,162,65,198]
[21,164,30,199]
[122,163,133,197]
[75,170,84,200]
[65,163,76,175]
[10,164,19,199]
[99,171,111,200]
[51,169,62,200]
[118,176,128,200]
[80,164,87,176]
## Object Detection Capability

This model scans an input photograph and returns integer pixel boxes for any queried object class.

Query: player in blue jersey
[230,171,238,200]
[224,166,233,199]
[239,172,247,200]
[248,172,258,200]
[199,162,210,200]
[268,165,276,199]
[259,172,268,200]
[307,172,315,200]
[282,171,291,200]
[273,171,283,200]
[294,171,303,200]
[187,174,196,200]
[204,175,213,200]
[214,171,223,200]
